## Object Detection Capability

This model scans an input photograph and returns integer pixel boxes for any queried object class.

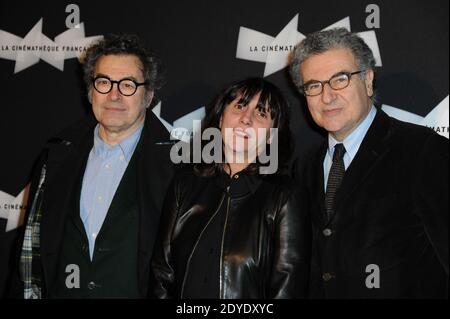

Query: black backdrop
[0,0,448,297]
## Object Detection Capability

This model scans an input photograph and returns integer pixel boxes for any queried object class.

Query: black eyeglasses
[301,71,364,96]
[92,76,148,96]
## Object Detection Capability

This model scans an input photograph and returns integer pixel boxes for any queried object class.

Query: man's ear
[365,69,375,97]
[87,88,93,104]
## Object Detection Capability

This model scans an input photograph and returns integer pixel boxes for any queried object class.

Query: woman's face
[220,91,274,164]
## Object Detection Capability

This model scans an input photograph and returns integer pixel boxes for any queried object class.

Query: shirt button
[92,233,97,239]
[87,281,97,290]
[234,174,239,179]
[105,164,110,169]
[322,228,333,237]
[322,272,335,282]
[97,196,102,202]
[119,155,124,161]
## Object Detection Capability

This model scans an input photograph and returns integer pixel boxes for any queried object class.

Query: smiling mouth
[233,129,251,139]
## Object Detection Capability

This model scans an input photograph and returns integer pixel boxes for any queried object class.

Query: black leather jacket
[151,168,310,299]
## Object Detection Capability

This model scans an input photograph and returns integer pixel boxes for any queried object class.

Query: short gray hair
[289,28,376,101]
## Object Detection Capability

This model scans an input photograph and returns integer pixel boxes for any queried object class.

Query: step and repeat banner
[0,0,448,296]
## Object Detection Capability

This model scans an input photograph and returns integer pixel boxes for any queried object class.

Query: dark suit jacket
[303,109,449,298]
[9,110,175,298]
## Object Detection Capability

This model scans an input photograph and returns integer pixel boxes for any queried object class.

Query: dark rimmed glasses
[92,76,148,96]
[302,71,364,96]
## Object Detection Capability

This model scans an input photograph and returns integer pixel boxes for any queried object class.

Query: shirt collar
[327,105,377,159]
[92,123,144,162]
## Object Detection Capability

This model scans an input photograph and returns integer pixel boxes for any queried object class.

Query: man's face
[299,48,374,141]
[91,54,152,135]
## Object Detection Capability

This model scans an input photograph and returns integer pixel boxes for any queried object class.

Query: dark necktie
[325,143,346,220]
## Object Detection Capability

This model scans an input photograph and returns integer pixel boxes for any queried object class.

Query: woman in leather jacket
[151,78,310,299]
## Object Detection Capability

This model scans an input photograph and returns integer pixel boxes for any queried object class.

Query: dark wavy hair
[194,77,293,177]
[81,33,164,106]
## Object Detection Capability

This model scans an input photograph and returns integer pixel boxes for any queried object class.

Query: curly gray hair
[289,28,376,102]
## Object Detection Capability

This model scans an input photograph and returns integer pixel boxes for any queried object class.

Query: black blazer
[10,110,175,298]
[303,109,449,298]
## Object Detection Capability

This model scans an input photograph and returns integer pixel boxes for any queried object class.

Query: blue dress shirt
[323,106,377,191]
[80,124,143,260]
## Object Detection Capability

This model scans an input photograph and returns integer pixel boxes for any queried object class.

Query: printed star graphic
[152,102,206,142]
[236,14,382,77]
[382,96,449,139]
[0,18,103,73]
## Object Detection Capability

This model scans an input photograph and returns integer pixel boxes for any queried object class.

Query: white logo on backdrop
[0,186,29,232]
[382,96,449,139]
[0,18,103,73]
[236,14,382,77]
[152,102,206,142]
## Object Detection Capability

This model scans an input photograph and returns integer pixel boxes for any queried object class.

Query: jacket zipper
[180,189,228,298]
[219,186,231,299]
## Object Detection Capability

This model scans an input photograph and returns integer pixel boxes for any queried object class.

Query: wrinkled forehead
[300,48,359,81]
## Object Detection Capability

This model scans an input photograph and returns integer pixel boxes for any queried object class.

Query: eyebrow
[256,103,269,113]
[303,70,351,84]
[95,73,140,82]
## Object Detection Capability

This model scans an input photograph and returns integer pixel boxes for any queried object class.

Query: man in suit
[10,34,175,298]
[289,28,448,298]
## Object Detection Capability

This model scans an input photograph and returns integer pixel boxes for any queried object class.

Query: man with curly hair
[11,34,175,298]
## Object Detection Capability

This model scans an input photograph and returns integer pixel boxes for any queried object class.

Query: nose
[239,107,253,126]
[108,83,121,101]
[320,82,337,104]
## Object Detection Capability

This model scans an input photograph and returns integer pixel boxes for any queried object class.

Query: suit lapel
[40,119,95,256]
[332,110,393,220]
[135,111,175,296]
[68,156,91,242]
[137,111,175,255]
